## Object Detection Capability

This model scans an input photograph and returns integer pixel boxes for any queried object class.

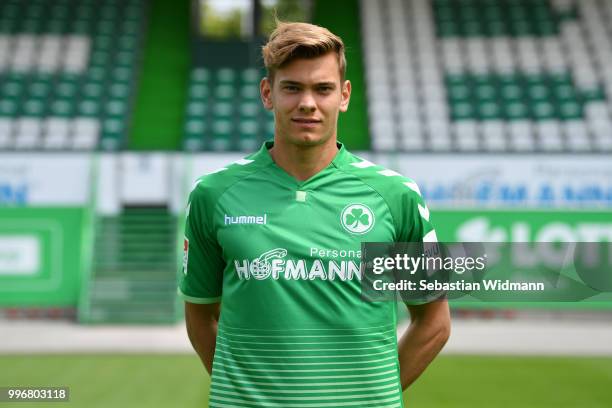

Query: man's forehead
[274,53,342,84]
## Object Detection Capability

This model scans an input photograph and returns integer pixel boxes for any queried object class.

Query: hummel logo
[224,214,268,225]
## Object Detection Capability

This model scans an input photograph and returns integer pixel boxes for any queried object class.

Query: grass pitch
[0,354,610,407]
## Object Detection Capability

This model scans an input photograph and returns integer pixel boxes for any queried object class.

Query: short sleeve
[397,183,443,305]
[177,185,225,304]
[398,184,437,243]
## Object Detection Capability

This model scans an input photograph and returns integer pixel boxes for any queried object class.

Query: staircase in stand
[80,208,180,323]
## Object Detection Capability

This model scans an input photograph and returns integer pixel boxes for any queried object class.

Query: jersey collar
[252,139,349,186]
[255,139,349,167]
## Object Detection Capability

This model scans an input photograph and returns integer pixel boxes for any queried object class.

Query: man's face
[260,52,351,147]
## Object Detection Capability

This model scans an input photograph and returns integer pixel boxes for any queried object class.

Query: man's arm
[398,300,451,390]
[185,301,221,375]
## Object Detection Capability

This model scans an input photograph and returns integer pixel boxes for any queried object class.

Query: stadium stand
[0,0,147,151]
[183,66,274,152]
[360,0,612,152]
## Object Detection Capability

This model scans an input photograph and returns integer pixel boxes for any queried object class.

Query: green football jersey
[179,141,436,408]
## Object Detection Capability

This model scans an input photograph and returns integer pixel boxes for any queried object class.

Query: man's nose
[298,92,316,113]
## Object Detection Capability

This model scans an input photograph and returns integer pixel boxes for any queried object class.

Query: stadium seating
[183,66,274,152]
[0,0,146,151]
[360,0,612,152]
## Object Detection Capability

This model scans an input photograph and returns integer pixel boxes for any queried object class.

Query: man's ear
[340,79,351,112]
[260,77,273,110]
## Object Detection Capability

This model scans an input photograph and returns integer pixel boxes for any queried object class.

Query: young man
[179,22,450,407]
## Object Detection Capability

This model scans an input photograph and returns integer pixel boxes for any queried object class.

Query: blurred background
[0,0,611,406]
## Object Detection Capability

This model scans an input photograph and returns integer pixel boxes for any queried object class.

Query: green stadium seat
[46,19,68,34]
[21,18,43,34]
[216,68,236,84]
[100,119,124,150]
[240,85,259,101]
[112,67,132,83]
[212,102,233,119]
[214,85,235,101]
[97,21,115,35]
[77,99,101,117]
[478,101,502,120]
[189,84,209,101]
[241,68,260,84]
[486,20,508,36]
[191,68,210,84]
[115,51,135,69]
[475,83,497,102]
[210,120,233,151]
[50,99,76,117]
[22,99,46,117]
[237,120,259,150]
[109,83,131,99]
[2,80,24,99]
[91,50,111,67]
[500,84,524,101]
[55,82,79,100]
[451,101,475,120]
[105,99,128,118]
[483,5,503,20]
[82,83,105,99]
[527,84,551,102]
[100,7,119,21]
[462,21,484,36]
[184,119,206,151]
[553,84,577,101]
[0,100,18,116]
[558,101,582,120]
[581,87,606,102]
[436,21,460,37]
[532,101,556,120]
[504,101,530,120]
[28,80,52,99]
[448,84,471,102]
[187,101,207,117]
[121,22,140,36]
[117,35,138,51]
[239,102,259,118]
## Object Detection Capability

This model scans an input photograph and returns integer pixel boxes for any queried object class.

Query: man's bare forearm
[185,302,221,375]
[398,301,451,390]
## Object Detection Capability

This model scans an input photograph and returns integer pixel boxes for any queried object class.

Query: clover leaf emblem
[345,207,370,228]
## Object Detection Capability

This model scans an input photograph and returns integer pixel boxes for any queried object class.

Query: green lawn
[1,355,610,407]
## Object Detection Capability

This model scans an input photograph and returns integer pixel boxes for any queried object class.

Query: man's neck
[269,137,339,182]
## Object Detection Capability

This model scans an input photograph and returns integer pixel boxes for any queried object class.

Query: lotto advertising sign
[432,210,612,242]
[428,210,612,309]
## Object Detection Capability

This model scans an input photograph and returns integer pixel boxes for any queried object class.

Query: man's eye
[285,86,299,91]
[318,87,332,93]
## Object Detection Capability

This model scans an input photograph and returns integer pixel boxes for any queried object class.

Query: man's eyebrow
[279,80,303,86]
[316,82,337,87]
[278,80,337,87]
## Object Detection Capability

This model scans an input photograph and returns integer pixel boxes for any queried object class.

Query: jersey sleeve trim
[177,288,222,304]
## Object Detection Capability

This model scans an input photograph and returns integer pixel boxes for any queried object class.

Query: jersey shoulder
[336,150,424,205]
[336,150,431,241]
[190,152,269,208]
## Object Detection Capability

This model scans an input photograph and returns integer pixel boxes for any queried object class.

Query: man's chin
[289,132,328,147]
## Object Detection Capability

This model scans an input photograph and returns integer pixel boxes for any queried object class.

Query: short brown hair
[262,21,346,83]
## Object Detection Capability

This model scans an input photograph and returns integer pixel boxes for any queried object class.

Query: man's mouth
[292,118,322,126]
[291,118,321,124]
